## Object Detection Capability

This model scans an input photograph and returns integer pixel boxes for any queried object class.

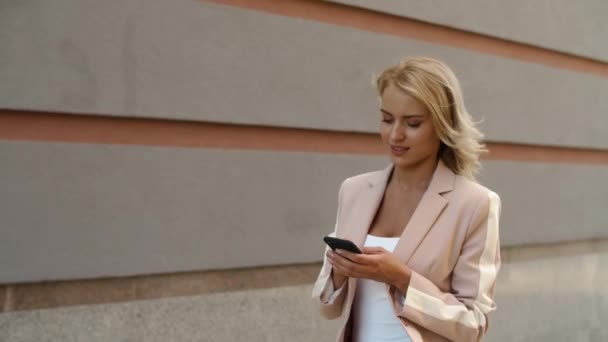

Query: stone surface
[1,0,607,148]
[326,0,608,62]
[1,241,607,341]
[1,141,607,283]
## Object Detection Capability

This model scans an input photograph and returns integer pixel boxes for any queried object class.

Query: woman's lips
[390,145,409,156]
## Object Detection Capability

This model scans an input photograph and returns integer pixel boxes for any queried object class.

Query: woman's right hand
[327,250,348,288]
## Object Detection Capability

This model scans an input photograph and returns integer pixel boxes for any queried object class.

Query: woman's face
[379,84,441,169]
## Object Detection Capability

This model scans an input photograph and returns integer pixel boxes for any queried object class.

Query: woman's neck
[391,159,439,192]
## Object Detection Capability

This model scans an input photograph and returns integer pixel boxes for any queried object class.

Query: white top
[352,234,412,342]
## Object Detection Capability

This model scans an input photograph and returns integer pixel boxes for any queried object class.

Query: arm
[311,181,349,319]
[393,191,501,341]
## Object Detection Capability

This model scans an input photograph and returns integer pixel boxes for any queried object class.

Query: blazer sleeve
[311,181,349,320]
[391,191,501,341]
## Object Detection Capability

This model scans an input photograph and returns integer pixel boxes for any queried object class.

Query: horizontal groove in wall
[0,110,382,155]
[204,0,608,78]
[2,239,607,313]
[1,110,607,165]
[0,263,321,313]
[485,142,608,165]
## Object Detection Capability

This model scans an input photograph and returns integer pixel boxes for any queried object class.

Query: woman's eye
[407,122,421,128]
[382,118,393,123]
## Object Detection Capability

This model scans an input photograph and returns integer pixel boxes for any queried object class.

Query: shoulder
[454,175,499,202]
[334,168,387,203]
[452,175,501,222]
[339,169,385,192]
[342,169,384,187]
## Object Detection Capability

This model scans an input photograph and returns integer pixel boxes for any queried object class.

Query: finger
[328,251,352,269]
[337,249,378,266]
[327,251,338,265]
[330,260,348,277]
[332,261,365,278]
[331,254,374,279]
[327,250,349,263]
[331,252,361,273]
[362,246,386,254]
[335,249,364,263]
[328,255,349,276]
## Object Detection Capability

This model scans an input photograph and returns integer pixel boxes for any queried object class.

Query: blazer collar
[348,159,455,263]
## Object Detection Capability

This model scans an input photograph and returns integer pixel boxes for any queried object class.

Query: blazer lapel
[393,160,455,263]
[342,165,393,250]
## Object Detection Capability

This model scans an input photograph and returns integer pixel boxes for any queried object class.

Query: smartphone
[323,236,362,254]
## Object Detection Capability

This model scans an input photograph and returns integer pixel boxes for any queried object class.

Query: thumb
[362,246,386,255]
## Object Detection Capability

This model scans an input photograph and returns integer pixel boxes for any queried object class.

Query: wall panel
[1,140,606,283]
[326,0,608,62]
[1,0,607,148]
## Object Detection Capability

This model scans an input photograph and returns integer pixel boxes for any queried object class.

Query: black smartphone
[323,236,362,254]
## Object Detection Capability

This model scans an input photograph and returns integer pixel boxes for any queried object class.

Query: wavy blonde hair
[375,57,486,180]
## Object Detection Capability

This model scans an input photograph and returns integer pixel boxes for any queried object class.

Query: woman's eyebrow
[380,108,423,118]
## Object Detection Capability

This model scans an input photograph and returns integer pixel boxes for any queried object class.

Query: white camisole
[352,234,412,342]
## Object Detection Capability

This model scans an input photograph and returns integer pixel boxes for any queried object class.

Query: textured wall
[1,0,607,148]
[1,0,606,282]
[1,0,606,339]
[326,0,608,62]
[1,141,607,283]
[1,241,607,341]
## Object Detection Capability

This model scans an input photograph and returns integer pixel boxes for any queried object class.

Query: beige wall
[1,141,607,283]
[1,241,607,341]
[326,0,608,62]
[1,1,607,148]
[1,0,607,340]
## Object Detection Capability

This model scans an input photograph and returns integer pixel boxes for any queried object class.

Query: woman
[312,57,501,342]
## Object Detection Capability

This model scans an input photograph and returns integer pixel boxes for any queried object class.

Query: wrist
[331,269,347,288]
[392,264,411,294]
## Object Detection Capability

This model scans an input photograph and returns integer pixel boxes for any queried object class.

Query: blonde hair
[375,57,486,180]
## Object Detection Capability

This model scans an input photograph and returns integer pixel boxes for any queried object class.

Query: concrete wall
[326,0,608,62]
[1,141,607,283]
[1,0,607,341]
[1,0,607,149]
[1,241,607,341]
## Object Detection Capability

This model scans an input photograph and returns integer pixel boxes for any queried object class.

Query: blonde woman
[312,57,501,342]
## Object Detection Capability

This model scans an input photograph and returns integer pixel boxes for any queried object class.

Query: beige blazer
[312,161,501,342]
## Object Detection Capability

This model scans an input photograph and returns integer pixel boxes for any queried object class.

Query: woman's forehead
[381,85,428,117]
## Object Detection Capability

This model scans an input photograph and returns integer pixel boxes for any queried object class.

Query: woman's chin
[390,156,412,168]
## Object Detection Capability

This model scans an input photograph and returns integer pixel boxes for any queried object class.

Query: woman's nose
[390,123,406,141]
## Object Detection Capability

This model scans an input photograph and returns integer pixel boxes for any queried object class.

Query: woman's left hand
[327,247,411,293]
